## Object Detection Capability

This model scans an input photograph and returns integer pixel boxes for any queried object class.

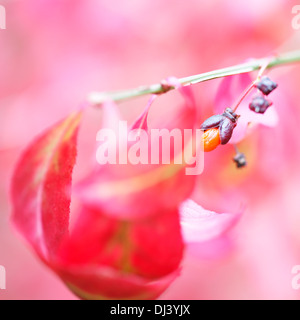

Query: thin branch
[87,49,300,105]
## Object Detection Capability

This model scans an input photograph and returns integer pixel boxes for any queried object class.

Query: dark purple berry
[256,76,278,95]
[233,152,247,168]
[249,96,272,114]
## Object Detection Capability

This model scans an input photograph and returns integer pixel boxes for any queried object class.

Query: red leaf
[56,205,184,280]
[53,204,184,299]
[11,111,82,260]
[55,264,179,300]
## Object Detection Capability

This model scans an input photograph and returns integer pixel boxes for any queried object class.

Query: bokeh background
[1,0,300,299]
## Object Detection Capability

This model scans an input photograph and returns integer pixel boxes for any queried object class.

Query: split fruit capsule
[200,108,239,152]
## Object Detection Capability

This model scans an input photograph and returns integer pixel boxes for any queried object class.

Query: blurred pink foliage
[2,0,300,299]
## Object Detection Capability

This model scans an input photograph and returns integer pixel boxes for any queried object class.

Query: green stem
[88,49,300,104]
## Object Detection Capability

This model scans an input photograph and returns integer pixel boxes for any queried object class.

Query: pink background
[1,0,300,299]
